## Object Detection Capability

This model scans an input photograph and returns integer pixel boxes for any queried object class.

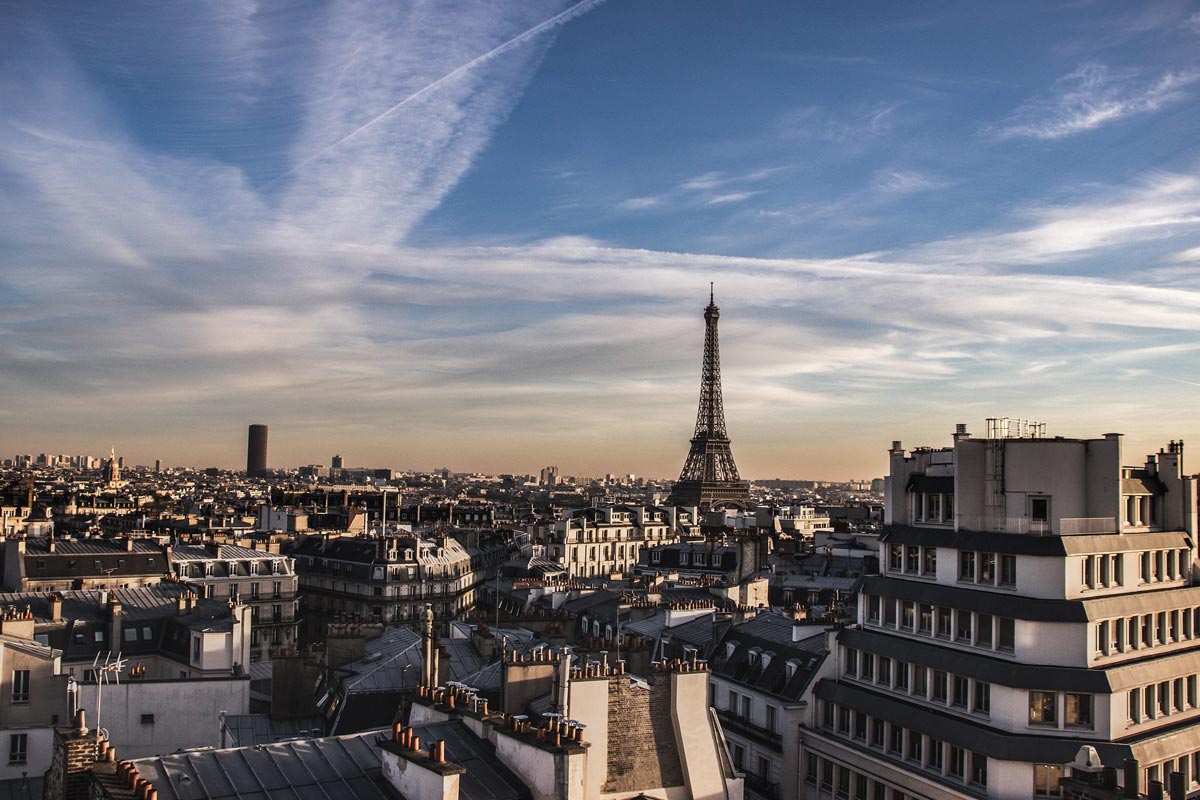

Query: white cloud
[706,191,760,206]
[910,172,1200,266]
[617,196,661,210]
[989,63,1200,140]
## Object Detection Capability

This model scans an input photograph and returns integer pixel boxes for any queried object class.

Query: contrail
[259,0,606,191]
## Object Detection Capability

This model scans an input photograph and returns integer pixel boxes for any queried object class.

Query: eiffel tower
[667,285,750,510]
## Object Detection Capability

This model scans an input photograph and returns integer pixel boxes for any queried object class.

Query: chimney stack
[49,593,63,622]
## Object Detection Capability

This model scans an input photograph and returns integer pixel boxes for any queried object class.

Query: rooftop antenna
[91,650,127,738]
[709,281,714,305]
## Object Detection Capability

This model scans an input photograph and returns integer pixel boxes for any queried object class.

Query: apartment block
[803,423,1200,800]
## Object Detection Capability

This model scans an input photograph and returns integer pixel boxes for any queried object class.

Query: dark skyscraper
[667,286,750,510]
[247,424,268,476]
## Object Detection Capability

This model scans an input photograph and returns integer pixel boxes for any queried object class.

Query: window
[1175,679,1185,712]
[932,671,948,702]
[1030,496,1049,522]
[861,654,874,681]
[901,601,915,629]
[866,595,880,624]
[889,545,903,571]
[741,695,751,719]
[1030,691,1057,725]
[1065,693,1092,728]
[895,661,909,691]
[8,734,26,765]
[192,636,202,662]
[976,613,993,647]
[980,552,996,584]
[956,611,973,642]
[953,675,969,708]
[949,746,965,778]
[907,732,922,762]
[923,547,937,575]
[844,647,858,676]
[928,738,943,770]
[919,604,933,635]
[889,724,903,754]
[884,599,897,627]
[878,657,892,685]
[998,556,1017,587]
[757,757,770,781]
[1113,554,1123,586]
[937,608,952,639]
[806,754,818,784]
[913,665,927,695]
[999,617,1015,652]
[11,670,29,704]
[140,714,155,725]
[971,752,988,787]
[1084,555,1095,589]
[1036,762,1065,796]
[1128,687,1142,722]
[872,718,884,748]
[766,704,777,733]
[854,711,867,740]
[959,551,976,581]
[974,682,991,714]
[905,546,919,573]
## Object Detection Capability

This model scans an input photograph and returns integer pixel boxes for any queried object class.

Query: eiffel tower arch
[667,286,751,511]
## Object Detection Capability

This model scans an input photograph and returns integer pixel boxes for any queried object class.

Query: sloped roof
[129,729,399,799]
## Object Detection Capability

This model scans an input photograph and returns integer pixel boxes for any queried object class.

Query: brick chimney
[44,709,102,800]
[50,592,63,622]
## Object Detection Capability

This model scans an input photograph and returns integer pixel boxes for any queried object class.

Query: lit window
[1029,691,1057,725]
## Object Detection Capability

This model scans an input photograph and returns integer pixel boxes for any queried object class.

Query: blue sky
[2,1,1200,479]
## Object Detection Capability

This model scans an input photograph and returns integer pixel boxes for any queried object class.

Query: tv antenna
[91,650,127,738]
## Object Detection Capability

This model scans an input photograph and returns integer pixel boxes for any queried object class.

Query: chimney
[422,604,436,688]
[1124,759,1140,799]
[49,593,63,622]
[1169,772,1185,800]
[124,536,134,552]
[107,596,124,652]
[48,709,103,800]
[890,440,903,454]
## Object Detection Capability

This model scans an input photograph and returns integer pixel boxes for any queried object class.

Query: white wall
[75,677,250,758]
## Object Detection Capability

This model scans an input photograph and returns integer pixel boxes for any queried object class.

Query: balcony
[742,773,780,800]
[715,709,782,751]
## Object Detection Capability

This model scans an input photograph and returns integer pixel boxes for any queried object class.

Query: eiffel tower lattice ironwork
[667,285,750,510]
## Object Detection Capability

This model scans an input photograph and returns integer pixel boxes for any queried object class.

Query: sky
[2,1,1200,480]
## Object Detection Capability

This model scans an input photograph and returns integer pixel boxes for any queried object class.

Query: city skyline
[3,2,1200,479]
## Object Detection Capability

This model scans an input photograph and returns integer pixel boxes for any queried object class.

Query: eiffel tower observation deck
[667,286,751,511]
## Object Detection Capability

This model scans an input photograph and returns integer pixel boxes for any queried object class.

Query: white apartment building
[541,505,688,578]
[802,423,1200,800]
[170,543,298,663]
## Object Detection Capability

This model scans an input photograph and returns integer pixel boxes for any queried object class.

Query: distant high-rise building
[246,424,268,476]
[331,454,343,470]
[154,459,162,473]
[667,286,750,510]
[539,465,559,486]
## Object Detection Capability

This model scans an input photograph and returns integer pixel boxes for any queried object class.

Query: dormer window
[786,660,798,680]
[726,642,737,659]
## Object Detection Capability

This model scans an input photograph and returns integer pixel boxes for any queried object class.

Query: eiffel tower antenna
[667,287,750,511]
